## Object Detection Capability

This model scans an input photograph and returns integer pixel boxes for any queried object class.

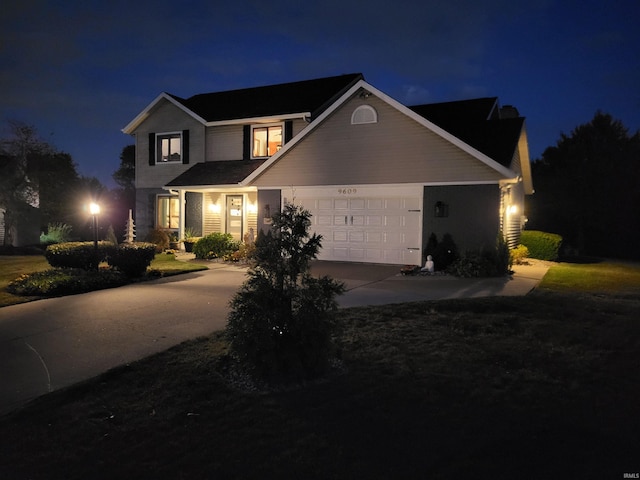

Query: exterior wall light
[434,201,449,218]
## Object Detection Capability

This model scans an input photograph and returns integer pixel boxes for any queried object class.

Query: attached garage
[293,185,423,265]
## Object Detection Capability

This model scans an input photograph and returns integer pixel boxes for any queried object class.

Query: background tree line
[527,112,640,259]
[0,121,135,246]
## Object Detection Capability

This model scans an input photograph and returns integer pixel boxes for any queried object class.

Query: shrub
[7,268,127,296]
[434,233,459,271]
[520,230,563,261]
[40,223,73,245]
[448,251,495,278]
[193,232,236,260]
[226,204,345,384]
[105,225,118,245]
[145,228,170,253]
[107,242,157,277]
[448,234,510,278]
[510,244,530,265]
[45,241,114,270]
[223,241,255,262]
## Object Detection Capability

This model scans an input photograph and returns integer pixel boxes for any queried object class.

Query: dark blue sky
[2,0,638,188]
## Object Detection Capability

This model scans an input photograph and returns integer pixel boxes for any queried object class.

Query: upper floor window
[351,105,378,125]
[252,125,282,158]
[157,132,182,163]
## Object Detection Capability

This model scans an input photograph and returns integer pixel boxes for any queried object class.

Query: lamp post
[89,202,100,270]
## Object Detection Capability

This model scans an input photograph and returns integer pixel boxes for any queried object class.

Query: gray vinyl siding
[133,99,205,189]
[135,187,166,241]
[206,125,243,161]
[206,118,308,162]
[422,184,501,255]
[253,95,505,187]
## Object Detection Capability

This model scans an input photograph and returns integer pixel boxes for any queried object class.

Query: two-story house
[123,73,533,265]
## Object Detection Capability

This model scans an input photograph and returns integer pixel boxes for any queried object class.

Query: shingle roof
[165,160,267,187]
[411,98,523,167]
[168,73,363,122]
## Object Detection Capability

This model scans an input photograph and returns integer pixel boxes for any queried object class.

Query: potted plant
[168,232,180,250]
[183,227,198,253]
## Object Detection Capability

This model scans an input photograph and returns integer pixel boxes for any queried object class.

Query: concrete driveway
[0,259,549,415]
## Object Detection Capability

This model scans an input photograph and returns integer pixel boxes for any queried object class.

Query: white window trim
[251,123,284,159]
[351,105,378,125]
[155,131,183,164]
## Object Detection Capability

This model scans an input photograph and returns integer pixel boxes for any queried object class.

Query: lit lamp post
[89,202,100,270]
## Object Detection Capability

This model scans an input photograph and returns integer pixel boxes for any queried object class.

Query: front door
[226,195,243,241]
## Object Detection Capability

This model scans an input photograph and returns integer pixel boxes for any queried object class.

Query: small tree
[226,203,345,384]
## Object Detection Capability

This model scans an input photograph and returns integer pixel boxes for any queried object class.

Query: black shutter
[243,125,250,160]
[148,133,156,165]
[182,130,189,164]
[284,120,293,143]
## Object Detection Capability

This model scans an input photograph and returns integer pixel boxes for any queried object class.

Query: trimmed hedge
[45,241,114,270]
[7,268,127,296]
[520,230,563,261]
[107,242,157,277]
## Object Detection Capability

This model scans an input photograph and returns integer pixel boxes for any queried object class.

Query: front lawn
[0,253,208,307]
[0,255,50,306]
[0,261,639,479]
[539,260,640,295]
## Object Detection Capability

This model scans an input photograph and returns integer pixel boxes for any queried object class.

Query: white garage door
[295,187,423,265]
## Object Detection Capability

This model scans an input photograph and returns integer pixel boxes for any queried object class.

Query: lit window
[157,195,179,229]
[157,133,181,163]
[252,125,282,157]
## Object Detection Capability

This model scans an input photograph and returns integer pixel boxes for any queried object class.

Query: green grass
[539,260,640,295]
[0,261,639,478]
[0,253,208,307]
[0,255,50,306]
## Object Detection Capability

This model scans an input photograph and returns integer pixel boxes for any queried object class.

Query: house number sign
[337,188,357,195]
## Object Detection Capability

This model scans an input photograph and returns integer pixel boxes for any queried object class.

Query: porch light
[508,205,518,215]
[247,203,258,214]
[209,203,221,214]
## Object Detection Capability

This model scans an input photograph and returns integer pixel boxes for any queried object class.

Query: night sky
[2,0,638,188]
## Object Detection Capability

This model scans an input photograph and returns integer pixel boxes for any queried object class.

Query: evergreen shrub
[520,230,562,261]
[226,204,345,384]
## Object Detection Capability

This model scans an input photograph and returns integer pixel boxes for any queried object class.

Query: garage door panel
[384,216,403,227]
[349,231,365,242]
[333,231,347,242]
[316,215,332,226]
[297,192,421,265]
